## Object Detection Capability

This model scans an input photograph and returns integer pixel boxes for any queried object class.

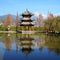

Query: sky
[0,0,60,16]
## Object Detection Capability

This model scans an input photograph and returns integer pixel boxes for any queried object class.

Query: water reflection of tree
[45,34,60,55]
[34,34,45,51]
[3,34,11,51]
[15,39,19,52]
[15,33,20,52]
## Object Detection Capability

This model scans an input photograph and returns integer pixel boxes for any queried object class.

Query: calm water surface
[0,33,60,60]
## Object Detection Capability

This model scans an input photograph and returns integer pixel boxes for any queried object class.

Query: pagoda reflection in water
[16,33,34,55]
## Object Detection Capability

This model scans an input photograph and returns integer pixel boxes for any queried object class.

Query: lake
[0,33,60,60]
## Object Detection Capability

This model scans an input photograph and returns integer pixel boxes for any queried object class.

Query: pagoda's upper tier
[21,9,33,16]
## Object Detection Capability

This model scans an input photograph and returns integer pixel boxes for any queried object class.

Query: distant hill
[0,15,19,22]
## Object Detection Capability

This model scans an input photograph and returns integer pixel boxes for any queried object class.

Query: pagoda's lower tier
[20,25,34,31]
[21,31,35,34]
[20,24,34,26]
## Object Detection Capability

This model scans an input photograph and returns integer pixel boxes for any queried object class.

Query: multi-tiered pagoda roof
[20,9,34,26]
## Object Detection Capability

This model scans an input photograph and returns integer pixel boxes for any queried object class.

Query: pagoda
[20,9,34,33]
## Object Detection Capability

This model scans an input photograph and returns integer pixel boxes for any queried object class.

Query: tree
[3,14,12,31]
[44,13,54,32]
[53,16,60,32]
[36,14,44,26]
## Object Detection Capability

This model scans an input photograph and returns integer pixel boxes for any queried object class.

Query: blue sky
[0,0,60,15]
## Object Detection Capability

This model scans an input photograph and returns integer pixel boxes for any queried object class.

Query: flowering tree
[36,14,43,26]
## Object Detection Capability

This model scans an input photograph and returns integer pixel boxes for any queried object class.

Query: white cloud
[34,12,47,19]
[34,12,40,16]
[54,13,60,17]
[43,14,47,19]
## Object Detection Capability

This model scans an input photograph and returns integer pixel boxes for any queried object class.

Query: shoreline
[0,31,60,35]
[0,31,16,33]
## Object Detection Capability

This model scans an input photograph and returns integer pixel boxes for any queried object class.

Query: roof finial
[26,9,29,13]
[26,9,28,11]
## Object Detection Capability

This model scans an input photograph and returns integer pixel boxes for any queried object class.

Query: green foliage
[34,26,44,31]
[0,25,6,31]
[44,16,60,32]
[10,26,16,31]
[34,27,39,31]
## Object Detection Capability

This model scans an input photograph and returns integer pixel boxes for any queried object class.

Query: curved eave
[21,48,33,55]
[20,38,34,40]
[21,20,33,22]
[20,43,33,45]
[20,24,34,26]
[21,14,33,16]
